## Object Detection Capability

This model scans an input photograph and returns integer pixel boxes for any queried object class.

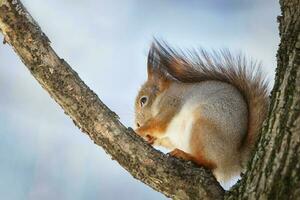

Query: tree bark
[0,0,224,199]
[0,0,299,199]
[225,0,300,199]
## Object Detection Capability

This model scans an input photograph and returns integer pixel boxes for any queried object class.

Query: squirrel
[134,40,269,186]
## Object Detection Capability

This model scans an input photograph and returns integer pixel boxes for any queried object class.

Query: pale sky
[0,1,280,199]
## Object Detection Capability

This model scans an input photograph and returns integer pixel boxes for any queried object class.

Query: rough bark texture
[1,0,300,199]
[225,0,300,199]
[0,0,224,199]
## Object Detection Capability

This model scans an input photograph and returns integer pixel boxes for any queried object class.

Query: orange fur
[137,118,168,136]
[157,78,171,91]
[136,110,175,138]
[170,148,216,170]
[189,117,218,169]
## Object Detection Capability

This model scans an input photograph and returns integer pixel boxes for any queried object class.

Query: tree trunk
[225,0,300,199]
[0,0,299,199]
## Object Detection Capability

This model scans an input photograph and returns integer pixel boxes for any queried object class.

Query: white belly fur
[165,103,195,153]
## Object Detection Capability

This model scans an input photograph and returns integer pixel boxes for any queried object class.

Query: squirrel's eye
[140,96,148,107]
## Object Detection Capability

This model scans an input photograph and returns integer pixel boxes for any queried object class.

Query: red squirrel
[134,41,269,186]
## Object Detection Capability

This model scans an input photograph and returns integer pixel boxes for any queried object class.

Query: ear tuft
[147,39,190,81]
[146,41,175,90]
[147,41,168,81]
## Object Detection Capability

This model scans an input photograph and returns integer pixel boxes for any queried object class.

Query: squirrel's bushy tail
[149,40,269,166]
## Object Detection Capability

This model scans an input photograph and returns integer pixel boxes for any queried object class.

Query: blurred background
[0,0,279,199]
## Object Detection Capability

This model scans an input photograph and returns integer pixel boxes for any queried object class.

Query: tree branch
[0,0,224,199]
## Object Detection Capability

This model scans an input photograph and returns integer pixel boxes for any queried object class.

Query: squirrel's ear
[147,62,167,81]
[147,44,167,80]
[147,44,172,89]
[148,40,191,84]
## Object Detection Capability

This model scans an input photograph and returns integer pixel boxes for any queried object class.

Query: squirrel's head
[134,44,173,143]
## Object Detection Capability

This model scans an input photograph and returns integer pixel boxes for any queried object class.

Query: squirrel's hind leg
[169,148,216,170]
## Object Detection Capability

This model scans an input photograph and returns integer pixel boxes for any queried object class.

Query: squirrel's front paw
[169,148,194,161]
